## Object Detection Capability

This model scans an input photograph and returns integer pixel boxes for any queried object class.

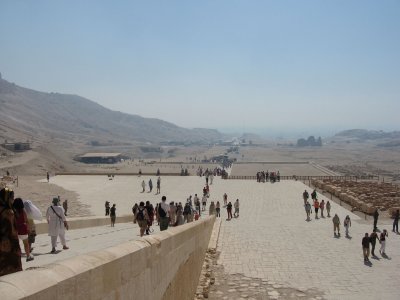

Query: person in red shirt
[13,198,34,262]
[313,200,320,219]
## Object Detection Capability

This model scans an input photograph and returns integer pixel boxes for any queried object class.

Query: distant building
[2,142,31,152]
[78,153,122,164]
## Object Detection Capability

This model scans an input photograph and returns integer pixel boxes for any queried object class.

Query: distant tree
[297,136,322,147]
[297,138,308,147]
[307,136,316,145]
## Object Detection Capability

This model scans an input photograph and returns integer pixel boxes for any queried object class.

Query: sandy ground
[47,175,219,217]
[11,176,90,217]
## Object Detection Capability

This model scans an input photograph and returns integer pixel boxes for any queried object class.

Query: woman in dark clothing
[227,202,233,220]
[0,188,22,276]
[110,204,116,227]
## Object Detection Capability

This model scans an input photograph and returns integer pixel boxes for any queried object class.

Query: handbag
[50,206,69,230]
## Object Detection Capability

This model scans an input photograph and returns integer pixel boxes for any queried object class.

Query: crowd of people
[256,171,280,183]
[302,188,398,263]
[126,176,240,237]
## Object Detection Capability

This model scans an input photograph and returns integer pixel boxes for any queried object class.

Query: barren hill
[0,76,225,174]
[0,77,223,146]
[335,129,400,140]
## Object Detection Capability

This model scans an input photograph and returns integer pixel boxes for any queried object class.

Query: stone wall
[0,216,215,300]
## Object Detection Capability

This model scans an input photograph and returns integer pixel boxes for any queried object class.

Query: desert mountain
[0,76,223,146]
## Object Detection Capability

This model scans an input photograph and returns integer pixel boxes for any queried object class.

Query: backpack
[184,205,191,215]
[137,208,145,221]
[158,203,166,218]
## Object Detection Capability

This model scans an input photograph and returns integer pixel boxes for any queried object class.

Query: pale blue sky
[1,1,399,134]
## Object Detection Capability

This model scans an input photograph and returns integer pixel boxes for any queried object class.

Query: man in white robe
[46,198,69,253]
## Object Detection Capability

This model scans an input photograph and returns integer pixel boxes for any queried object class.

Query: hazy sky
[1,1,399,133]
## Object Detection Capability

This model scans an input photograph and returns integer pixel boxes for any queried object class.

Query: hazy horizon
[1,1,399,132]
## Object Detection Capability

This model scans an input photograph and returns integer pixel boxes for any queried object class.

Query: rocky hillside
[335,129,400,140]
[0,76,223,146]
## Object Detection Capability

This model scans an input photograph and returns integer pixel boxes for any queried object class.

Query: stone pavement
[211,180,400,300]
[33,176,400,299]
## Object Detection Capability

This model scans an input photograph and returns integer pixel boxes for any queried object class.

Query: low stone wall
[0,216,215,300]
[35,215,134,234]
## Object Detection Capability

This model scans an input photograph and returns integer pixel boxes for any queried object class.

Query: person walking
[305,201,312,221]
[344,215,351,237]
[233,199,240,218]
[110,204,116,227]
[169,202,177,226]
[132,203,139,216]
[223,193,228,206]
[62,199,68,216]
[302,190,309,205]
[227,202,233,220]
[311,189,317,201]
[183,202,191,223]
[158,196,169,231]
[176,202,184,226]
[134,202,149,237]
[320,199,325,218]
[47,172,50,183]
[216,201,221,217]
[148,179,153,193]
[393,209,399,233]
[156,177,161,194]
[369,229,379,257]
[313,199,319,219]
[13,198,34,262]
[105,201,110,216]
[362,233,370,262]
[145,201,154,234]
[379,229,388,255]
[326,200,331,217]
[141,180,146,193]
[0,187,22,276]
[333,214,340,236]
[373,209,379,230]
[155,203,160,225]
[46,197,69,253]
[202,195,207,211]
[195,195,201,216]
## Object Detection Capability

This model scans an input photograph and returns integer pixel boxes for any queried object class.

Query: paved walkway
[26,176,400,299]
[212,180,400,300]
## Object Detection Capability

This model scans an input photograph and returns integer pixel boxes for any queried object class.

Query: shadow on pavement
[364,260,373,267]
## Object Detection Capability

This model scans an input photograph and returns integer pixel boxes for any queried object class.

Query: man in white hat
[46,197,69,253]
